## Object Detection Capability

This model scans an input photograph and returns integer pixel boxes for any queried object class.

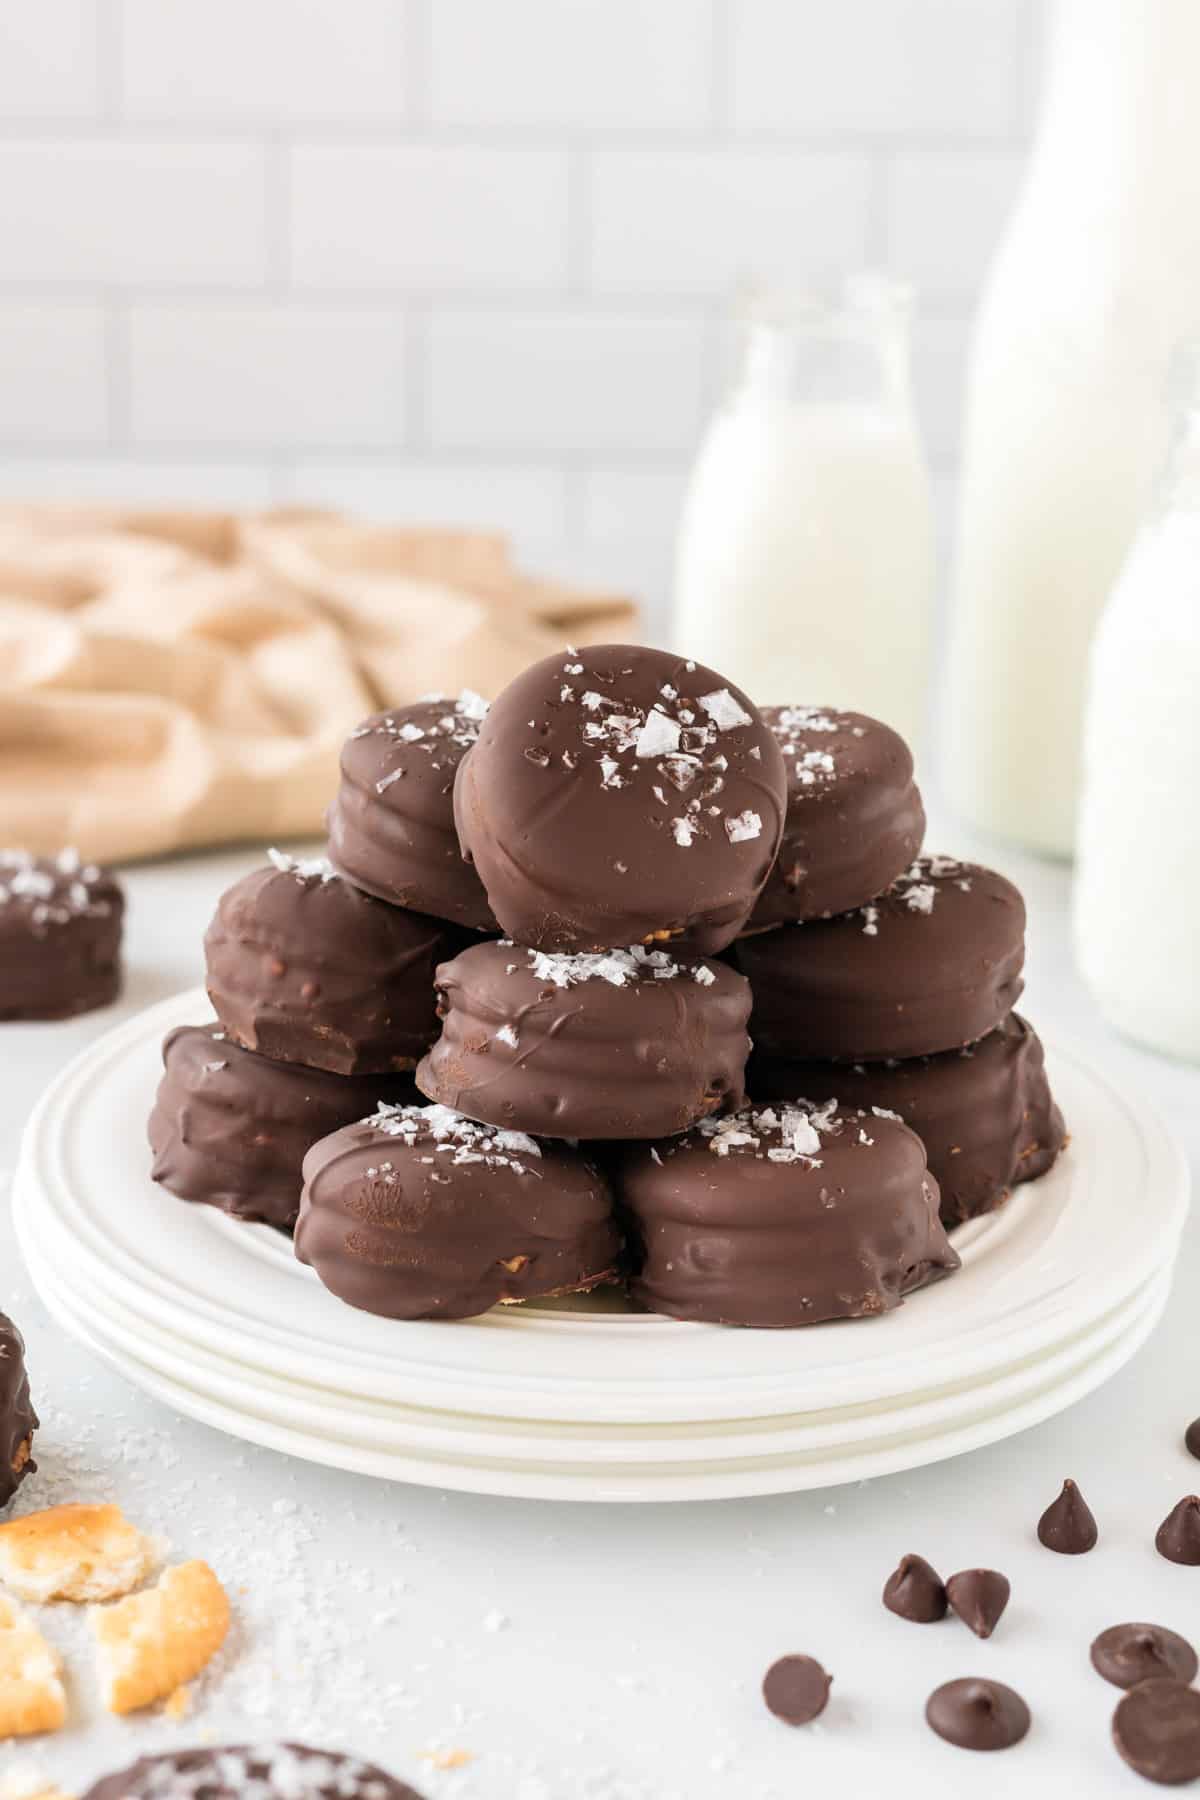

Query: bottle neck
[734,283,914,417]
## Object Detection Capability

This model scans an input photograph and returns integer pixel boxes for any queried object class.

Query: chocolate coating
[1037,1478,1098,1554]
[81,1744,425,1800]
[205,855,457,1076]
[1092,1624,1199,1691]
[296,1103,621,1321]
[0,1313,36,1508]
[328,692,496,931]
[148,1024,419,1232]
[1187,1417,1200,1461]
[1113,1682,1200,1786]
[883,1554,947,1623]
[454,644,787,955]
[417,940,750,1141]
[750,1014,1065,1228]
[1156,1497,1200,1566]
[747,705,925,930]
[762,1655,832,1725]
[617,1101,958,1328]
[733,855,1026,1062]
[946,1569,1010,1640]
[0,848,123,1020]
[926,1678,1030,1752]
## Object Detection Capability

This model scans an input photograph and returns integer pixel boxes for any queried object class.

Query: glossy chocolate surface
[0,1312,36,1508]
[205,855,457,1077]
[454,644,787,955]
[0,848,123,1020]
[417,939,750,1140]
[747,705,924,929]
[1092,1624,1199,1691]
[149,1023,419,1232]
[328,692,495,930]
[82,1744,425,1800]
[749,1013,1064,1228]
[926,1678,1030,1752]
[618,1101,957,1328]
[734,855,1026,1062]
[1113,1682,1200,1785]
[296,1103,621,1321]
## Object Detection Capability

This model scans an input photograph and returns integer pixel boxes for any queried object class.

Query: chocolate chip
[883,1553,947,1623]
[1037,1477,1098,1553]
[1113,1681,1200,1785]
[945,1569,1010,1640]
[1156,1497,1200,1566]
[925,1678,1030,1751]
[1091,1624,1199,1691]
[1186,1418,1200,1462]
[762,1655,832,1726]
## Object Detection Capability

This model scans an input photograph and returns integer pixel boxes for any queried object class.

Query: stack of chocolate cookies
[148,693,496,1234]
[730,708,1065,1229]
[149,646,1064,1328]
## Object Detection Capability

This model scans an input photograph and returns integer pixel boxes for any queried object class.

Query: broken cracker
[0,1592,66,1738]
[89,1560,229,1716]
[0,1503,157,1604]
[162,1683,191,1721]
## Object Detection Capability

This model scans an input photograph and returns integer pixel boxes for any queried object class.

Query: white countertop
[2,829,1197,1800]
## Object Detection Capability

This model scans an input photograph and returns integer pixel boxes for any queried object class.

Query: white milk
[672,282,934,746]
[945,0,1200,856]
[1074,414,1200,1062]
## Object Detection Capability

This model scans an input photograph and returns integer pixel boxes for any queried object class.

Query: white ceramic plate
[16,987,1189,1424]
[25,1238,1172,1502]
[15,988,1188,1427]
[20,1218,1167,1467]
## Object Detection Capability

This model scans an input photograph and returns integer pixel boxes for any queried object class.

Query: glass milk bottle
[945,0,1200,856]
[1074,362,1200,1062]
[671,277,934,748]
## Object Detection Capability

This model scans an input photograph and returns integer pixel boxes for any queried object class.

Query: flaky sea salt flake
[698,689,752,731]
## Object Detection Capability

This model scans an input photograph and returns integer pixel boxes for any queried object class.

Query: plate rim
[15,985,1191,1425]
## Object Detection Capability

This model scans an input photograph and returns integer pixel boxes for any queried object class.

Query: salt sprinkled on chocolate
[328,691,497,929]
[696,1100,840,1166]
[265,847,336,882]
[453,644,787,954]
[367,1102,542,1174]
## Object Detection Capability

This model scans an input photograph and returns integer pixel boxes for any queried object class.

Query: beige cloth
[0,505,637,862]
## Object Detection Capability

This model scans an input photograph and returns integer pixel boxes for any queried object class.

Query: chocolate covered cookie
[205,853,457,1076]
[417,940,750,1140]
[0,1313,36,1508]
[149,1023,419,1232]
[617,1101,957,1327]
[82,1745,425,1800]
[750,1013,1065,1227]
[296,1103,621,1320]
[454,644,787,954]
[328,691,495,929]
[747,706,925,930]
[0,848,123,1020]
[734,855,1025,1062]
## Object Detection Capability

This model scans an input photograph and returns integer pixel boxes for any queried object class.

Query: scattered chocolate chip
[1156,1497,1200,1566]
[945,1569,1011,1640]
[1186,1418,1200,1462]
[1091,1624,1199,1691]
[1113,1681,1200,1785]
[882,1553,947,1623]
[762,1655,832,1726]
[926,1678,1030,1752]
[1037,1478,1098,1553]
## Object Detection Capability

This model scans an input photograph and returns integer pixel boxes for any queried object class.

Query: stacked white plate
[14,989,1189,1502]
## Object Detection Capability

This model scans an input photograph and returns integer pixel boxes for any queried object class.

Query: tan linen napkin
[0,505,637,862]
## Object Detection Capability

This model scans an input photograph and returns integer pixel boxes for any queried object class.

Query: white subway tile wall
[0,0,1038,634]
